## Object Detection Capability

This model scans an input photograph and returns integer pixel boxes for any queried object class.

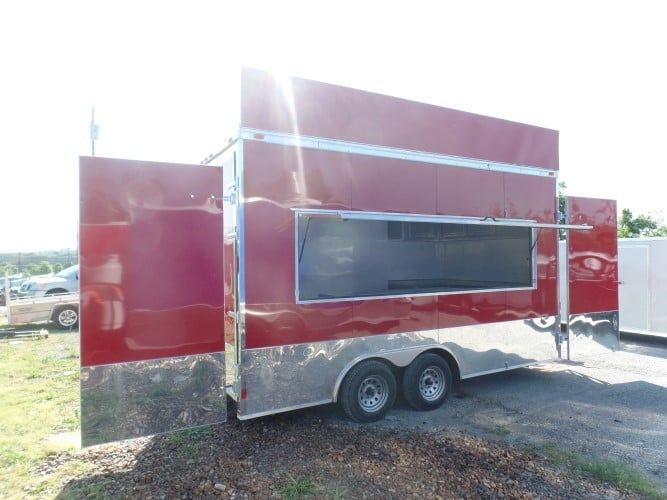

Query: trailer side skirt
[234,316,559,419]
[80,352,226,447]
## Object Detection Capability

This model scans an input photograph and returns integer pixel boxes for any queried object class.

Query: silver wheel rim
[357,375,389,413]
[419,366,446,402]
[59,309,78,327]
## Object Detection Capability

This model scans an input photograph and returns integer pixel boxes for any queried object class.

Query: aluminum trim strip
[236,400,332,421]
[294,286,536,305]
[619,328,667,339]
[293,208,591,230]
[237,140,247,350]
[459,361,539,380]
[201,139,239,165]
[240,128,557,178]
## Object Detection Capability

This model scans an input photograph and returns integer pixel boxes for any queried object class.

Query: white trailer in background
[617,237,667,338]
[560,237,667,339]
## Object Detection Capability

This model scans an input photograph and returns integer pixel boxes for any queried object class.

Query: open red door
[79,156,226,446]
[564,196,619,358]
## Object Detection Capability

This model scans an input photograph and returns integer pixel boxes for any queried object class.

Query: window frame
[293,209,542,304]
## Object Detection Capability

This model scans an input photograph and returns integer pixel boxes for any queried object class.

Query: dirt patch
[48,404,641,499]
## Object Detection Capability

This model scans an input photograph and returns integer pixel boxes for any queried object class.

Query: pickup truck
[5,292,79,329]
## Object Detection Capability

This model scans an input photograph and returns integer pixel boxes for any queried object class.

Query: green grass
[0,332,81,498]
[163,426,214,457]
[537,441,666,500]
[274,473,320,499]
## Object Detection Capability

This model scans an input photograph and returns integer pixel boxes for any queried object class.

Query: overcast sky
[1,0,665,253]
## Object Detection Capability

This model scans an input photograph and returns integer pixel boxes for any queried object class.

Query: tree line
[617,208,667,238]
[559,182,666,238]
[0,260,70,278]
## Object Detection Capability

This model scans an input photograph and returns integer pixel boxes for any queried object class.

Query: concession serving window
[295,210,540,303]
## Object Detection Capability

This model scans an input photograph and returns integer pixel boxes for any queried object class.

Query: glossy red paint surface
[503,174,559,319]
[437,166,504,218]
[350,159,437,214]
[244,298,440,349]
[567,197,618,314]
[504,173,556,223]
[244,302,354,348]
[352,297,438,336]
[241,67,559,170]
[438,292,507,328]
[79,157,225,366]
[242,141,560,348]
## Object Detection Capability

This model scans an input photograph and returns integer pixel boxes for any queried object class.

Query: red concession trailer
[79,68,619,446]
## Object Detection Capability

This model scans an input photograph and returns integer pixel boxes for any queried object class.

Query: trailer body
[79,68,619,446]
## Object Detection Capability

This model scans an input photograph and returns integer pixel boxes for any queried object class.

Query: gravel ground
[50,405,640,499]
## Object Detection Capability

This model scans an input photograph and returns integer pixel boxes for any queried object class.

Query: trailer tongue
[79,68,618,447]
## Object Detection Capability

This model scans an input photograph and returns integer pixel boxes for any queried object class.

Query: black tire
[53,305,79,329]
[402,353,452,411]
[340,360,397,423]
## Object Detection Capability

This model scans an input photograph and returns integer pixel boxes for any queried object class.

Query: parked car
[18,265,79,298]
[0,274,27,306]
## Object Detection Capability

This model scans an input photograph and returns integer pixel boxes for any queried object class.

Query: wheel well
[46,288,68,295]
[333,357,398,403]
[422,348,461,383]
[333,349,461,403]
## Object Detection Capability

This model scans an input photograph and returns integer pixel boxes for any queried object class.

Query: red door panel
[567,196,618,314]
[79,157,225,366]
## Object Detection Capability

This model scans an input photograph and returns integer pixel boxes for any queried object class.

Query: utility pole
[90,107,99,156]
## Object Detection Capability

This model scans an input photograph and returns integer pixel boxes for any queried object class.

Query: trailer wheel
[402,353,452,411]
[53,305,79,329]
[340,360,397,423]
